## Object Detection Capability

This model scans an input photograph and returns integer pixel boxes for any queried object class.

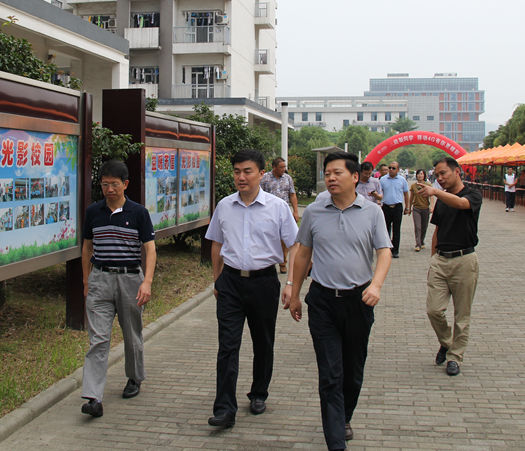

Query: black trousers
[505,191,516,209]
[382,203,403,253]
[213,268,280,416]
[306,281,374,451]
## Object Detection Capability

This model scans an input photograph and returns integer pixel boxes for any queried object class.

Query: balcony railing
[256,97,269,108]
[255,49,268,65]
[255,2,268,17]
[125,27,159,49]
[172,83,231,99]
[51,0,63,7]
[173,25,230,44]
[129,83,158,98]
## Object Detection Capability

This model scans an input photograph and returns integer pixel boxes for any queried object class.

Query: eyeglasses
[388,166,397,170]
[100,182,122,189]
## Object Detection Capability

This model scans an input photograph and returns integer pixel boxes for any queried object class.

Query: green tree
[397,148,416,168]
[336,125,368,156]
[391,117,418,133]
[146,97,158,112]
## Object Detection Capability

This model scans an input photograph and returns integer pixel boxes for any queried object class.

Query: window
[399,112,406,119]
[131,12,160,28]
[357,112,363,121]
[385,112,392,121]
[427,115,434,121]
[412,115,420,121]
[371,112,378,121]
[288,112,294,122]
[343,119,350,127]
[302,112,308,122]
[130,67,159,84]
[315,112,322,121]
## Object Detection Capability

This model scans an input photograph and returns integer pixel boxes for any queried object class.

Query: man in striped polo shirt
[81,160,156,417]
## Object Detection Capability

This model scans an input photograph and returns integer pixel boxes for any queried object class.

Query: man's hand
[136,281,152,307]
[286,296,302,322]
[281,284,292,308]
[362,283,381,306]
[416,183,437,198]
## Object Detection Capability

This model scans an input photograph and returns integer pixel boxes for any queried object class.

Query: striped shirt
[83,197,155,266]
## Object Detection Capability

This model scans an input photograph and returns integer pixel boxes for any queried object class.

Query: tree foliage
[484,104,525,148]
[391,117,418,133]
[397,148,416,168]
[0,19,81,89]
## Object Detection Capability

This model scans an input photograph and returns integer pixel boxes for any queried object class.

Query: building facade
[276,96,408,133]
[65,0,281,129]
[365,73,485,151]
[0,0,129,121]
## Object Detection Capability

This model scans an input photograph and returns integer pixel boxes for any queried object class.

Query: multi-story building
[365,73,485,151]
[65,0,281,129]
[276,96,408,133]
[0,0,129,120]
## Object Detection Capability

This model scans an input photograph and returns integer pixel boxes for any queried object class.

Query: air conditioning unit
[215,13,229,24]
[107,18,117,28]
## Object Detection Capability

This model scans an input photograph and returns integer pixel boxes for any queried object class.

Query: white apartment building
[0,0,129,121]
[65,0,282,129]
[276,96,409,133]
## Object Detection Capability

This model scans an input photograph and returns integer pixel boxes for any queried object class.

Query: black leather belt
[312,280,370,298]
[437,247,475,258]
[384,203,401,208]
[94,265,141,274]
[223,264,275,278]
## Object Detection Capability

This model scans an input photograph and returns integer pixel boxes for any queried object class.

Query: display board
[0,128,78,266]
[178,149,211,224]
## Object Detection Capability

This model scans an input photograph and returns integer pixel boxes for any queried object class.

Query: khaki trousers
[426,252,478,363]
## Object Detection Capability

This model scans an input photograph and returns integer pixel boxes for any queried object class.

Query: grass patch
[0,238,213,418]
[297,195,316,206]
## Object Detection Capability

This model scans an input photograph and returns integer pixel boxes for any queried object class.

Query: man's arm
[82,239,93,298]
[361,247,392,306]
[289,193,300,222]
[403,190,410,214]
[286,244,313,322]
[417,183,471,210]
[211,241,224,298]
[431,227,438,255]
[281,243,299,308]
[137,240,156,306]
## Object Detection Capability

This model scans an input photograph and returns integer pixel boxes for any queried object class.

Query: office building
[64,0,282,129]
[365,73,485,151]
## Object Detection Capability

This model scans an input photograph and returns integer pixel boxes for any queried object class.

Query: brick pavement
[1,198,525,450]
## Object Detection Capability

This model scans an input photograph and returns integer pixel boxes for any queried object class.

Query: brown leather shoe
[345,423,353,440]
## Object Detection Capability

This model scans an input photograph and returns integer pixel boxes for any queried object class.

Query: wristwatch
[286,281,293,286]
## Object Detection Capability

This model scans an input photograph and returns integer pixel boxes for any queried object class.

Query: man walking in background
[260,157,299,273]
[504,166,517,212]
[356,161,382,205]
[380,162,409,258]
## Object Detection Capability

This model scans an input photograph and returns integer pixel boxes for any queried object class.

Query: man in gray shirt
[288,152,391,450]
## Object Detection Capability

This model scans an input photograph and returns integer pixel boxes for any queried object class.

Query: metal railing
[256,97,269,108]
[173,25,230,44]
[255,2,268,17]
[172,83,230,99]
[51,0,62,7]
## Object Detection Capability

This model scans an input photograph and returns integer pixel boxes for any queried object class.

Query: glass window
[302,112,308,121]
[427,115,434,121]
[371,112,378,121]
[399,112,406,119]
[357,112,363,121]
[288,112,294,121]
[385,112,392,121]
[315,112,322,121]
[343,119,350,127]
[412,115,420,121]
[130,66,159,84]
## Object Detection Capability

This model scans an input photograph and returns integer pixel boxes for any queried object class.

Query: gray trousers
[412,207,430,247]
[82,267,145,401]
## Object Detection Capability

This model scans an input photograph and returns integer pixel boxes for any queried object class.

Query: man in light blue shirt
[380,161,409,258]
[205,149,298,428]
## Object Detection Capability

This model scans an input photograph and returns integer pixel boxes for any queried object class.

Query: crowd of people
[79,153,481,451]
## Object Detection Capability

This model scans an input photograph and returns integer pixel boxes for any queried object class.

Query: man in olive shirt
[417,157,482,376]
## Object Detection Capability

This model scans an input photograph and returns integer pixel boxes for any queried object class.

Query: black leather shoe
[122,379,141,398]
[208,413,235,428]
[435,345,448,365]
[81,399,103,417]
[345,423,354,440]
[392,252,399,258]
[446,361,460,376]
[250,398,266,415]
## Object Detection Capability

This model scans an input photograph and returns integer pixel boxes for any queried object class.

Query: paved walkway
[2,198,525,450]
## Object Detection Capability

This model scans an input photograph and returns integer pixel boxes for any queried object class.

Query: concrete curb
[0,284,214,442]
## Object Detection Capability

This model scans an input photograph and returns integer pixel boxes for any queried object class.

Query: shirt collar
[233,188,266,206]
[323,192,364,210]
[101,195,130,211]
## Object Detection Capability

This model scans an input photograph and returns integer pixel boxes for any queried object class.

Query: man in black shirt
[417,157,481,376]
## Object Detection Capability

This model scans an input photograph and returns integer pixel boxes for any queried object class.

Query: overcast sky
[275,0,525,132]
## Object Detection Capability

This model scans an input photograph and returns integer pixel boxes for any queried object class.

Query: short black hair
[231,149,265,171]
[379,163,388,169]
[271,157,285,167]
[361,161,373,172]
[323,151,360,174]
[100,160,129,181]
[415,169,427,180]
[434,157,459,171]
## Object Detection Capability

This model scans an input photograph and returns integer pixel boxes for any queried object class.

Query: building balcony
[294,121,327,128]
[172,83,231,99]
[255,1,276,29]
[173,25,231,55]
[129,83,158,98]
[255,49,274,74]
[256,96,270,108]
[125,27,159,49]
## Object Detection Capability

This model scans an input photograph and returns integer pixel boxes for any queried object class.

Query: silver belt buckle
[335,288,342,298]
[240,270,250,278]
